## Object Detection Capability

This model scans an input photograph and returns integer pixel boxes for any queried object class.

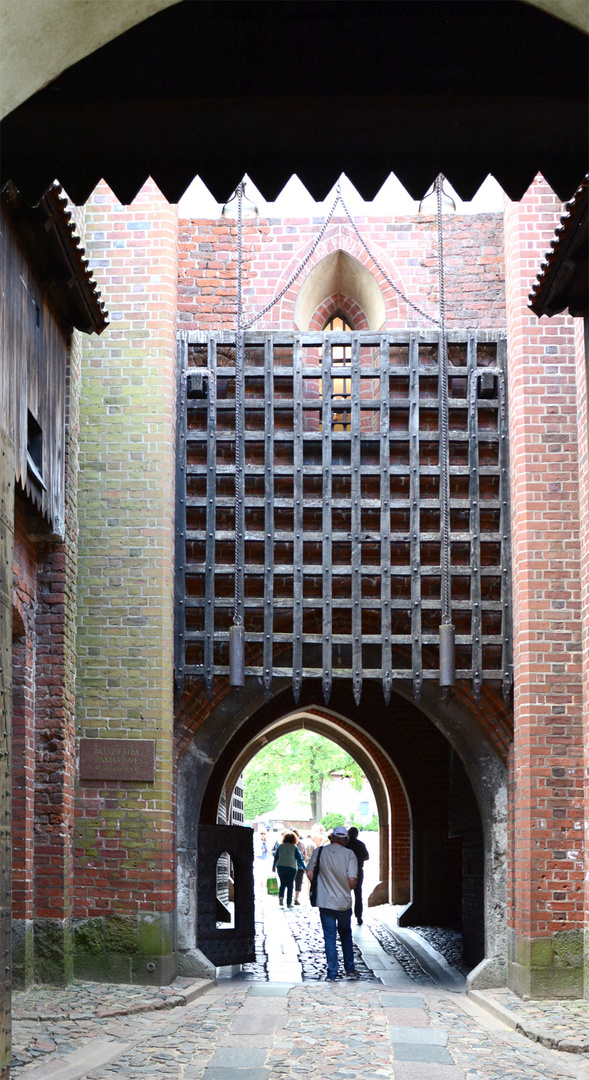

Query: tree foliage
[242,731,364,822]
[321,811,346,830]
[242,768,279,821]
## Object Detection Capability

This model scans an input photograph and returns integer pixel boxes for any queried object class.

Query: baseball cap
[332,826,348,838]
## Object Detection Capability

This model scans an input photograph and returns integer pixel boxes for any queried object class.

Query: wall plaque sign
[79,739,156,782]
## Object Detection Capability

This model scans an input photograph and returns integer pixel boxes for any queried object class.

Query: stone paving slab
[229,1012,284,1033]
[207,1046,268,1068]
[385,1007,430,1026]
[393,1043,455,1063]
[392,1065,465,1080]
[381,994,425,1008]
[389,1026,448,1044]
[247,983,294,996]
[202,1071,271,1080]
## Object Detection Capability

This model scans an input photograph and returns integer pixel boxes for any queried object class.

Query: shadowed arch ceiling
[1,1,587,205]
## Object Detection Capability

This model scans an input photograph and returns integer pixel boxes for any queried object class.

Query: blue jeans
[319,907,354,978]
[276,866,296,905]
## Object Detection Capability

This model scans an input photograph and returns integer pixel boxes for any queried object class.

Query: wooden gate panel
[196,825,255,968]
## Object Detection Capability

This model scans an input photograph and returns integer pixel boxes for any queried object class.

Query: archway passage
[176,678,508,983]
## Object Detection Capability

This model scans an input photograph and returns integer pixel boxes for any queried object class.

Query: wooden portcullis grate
[175,330,512,706]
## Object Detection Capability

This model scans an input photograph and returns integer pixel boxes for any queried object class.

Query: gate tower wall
[504,175,586,998]
[178,211,505,332]
[74,181,178,984]
[24,175,585,998]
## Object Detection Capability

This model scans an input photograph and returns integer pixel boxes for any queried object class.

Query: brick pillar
[30,324,84,986]
[0,430,14,1075]
[575,317,589,1000]
[76,181,178,984]
[504,176,585,998]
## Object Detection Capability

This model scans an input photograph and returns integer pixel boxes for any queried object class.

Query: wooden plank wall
[0,204,67,536]
[0,429,14,1078]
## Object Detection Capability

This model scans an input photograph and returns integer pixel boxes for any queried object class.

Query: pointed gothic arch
[175,677,507,986]
[294,250,386,331]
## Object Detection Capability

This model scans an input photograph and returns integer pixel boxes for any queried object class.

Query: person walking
[253,826,272,892]
[306,826,358,980]
[346,826,370,925]
[292,830,307,906]
[273,831,306,908]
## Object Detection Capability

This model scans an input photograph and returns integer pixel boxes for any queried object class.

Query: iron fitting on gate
[439,622,456,689]
[229,623,245,687]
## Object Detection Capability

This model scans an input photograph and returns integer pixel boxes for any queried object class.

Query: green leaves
[242,732,364,822]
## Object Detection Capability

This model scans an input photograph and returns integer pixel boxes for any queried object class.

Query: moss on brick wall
[74,182,178,979]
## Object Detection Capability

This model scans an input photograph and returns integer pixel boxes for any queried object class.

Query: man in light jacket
[306,826,358,980]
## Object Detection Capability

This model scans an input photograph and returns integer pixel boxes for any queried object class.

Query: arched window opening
[294,250,385,331]
[216,851,235,929]
[324,313,353,432]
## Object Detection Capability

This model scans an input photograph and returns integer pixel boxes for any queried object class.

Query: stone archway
[221,706,410,907]
[175,678,507,988]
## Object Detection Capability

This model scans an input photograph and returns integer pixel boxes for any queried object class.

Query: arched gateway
[7,176,585,1029]
[176,679,508,987]
[172,226,514,984]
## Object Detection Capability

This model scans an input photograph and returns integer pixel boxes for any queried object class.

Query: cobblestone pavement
[367,920,435,985]
[411,926,470,977]
[469,987,589,1054]
[11,979,589,1080]
[9,900,589,1079]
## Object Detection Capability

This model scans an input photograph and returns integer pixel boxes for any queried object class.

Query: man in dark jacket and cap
[346,826,370,925]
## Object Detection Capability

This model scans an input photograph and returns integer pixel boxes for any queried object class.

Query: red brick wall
[574,317,589,970]
[30,329,81,929]
[12,496,37,923]
[75,180,178,921]
[33,544,74,921]
[504,177,584,972]
[178,212,505,331]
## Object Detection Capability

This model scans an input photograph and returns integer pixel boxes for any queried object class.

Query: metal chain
[243,180,440,329]
[242,192,341,328]
[337,184,440,327]
[436,174,452,624]
[234,180,244,625]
